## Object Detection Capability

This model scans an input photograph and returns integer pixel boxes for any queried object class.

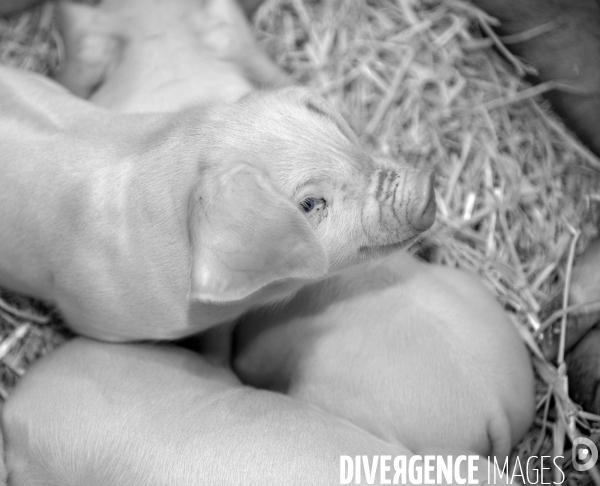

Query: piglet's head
[189,89,436,303]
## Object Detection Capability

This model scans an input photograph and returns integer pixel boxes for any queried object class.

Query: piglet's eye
[301,198,315,213]
[300,198,326,215]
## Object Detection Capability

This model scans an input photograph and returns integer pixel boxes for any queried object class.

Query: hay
[1,0,600,483]
[253,1,600,482]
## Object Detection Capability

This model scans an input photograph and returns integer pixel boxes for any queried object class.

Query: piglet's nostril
[407,169,436,231]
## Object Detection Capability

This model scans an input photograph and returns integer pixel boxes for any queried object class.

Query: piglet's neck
[125,110,212,226]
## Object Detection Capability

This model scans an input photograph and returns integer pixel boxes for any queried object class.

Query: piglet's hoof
[567,326,600,415]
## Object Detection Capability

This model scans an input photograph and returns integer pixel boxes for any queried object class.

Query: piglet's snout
[363,166,437,245]
[372,167,436,231]
[407,168,436,231]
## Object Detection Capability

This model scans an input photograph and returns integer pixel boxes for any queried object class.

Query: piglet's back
[3,338,413,486]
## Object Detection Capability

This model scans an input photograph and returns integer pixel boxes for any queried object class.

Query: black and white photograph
[0,0,599,484]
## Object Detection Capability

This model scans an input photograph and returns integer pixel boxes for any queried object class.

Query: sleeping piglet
[0,65,435,341]
[55,0,291,111]
[232,251,536,461]
[2,337,506,485]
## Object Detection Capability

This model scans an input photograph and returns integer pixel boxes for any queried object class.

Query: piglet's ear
[189,166,328,303]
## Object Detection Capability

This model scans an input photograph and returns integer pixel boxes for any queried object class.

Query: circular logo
[572,438,598,472]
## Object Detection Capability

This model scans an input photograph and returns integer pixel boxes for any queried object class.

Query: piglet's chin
[358,235,420,260]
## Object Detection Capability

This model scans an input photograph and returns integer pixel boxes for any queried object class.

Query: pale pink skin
[3,337,504,486]
[232,251,535,461]
[55,0,291,111]
[0,64,434,341]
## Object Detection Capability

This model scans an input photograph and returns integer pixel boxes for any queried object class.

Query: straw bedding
[1,0,600,483]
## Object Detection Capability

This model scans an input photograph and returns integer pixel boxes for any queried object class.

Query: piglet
[55,0,291,111]
[0,64,435,341]
[2,338,505,485]
[232,251,536,460]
